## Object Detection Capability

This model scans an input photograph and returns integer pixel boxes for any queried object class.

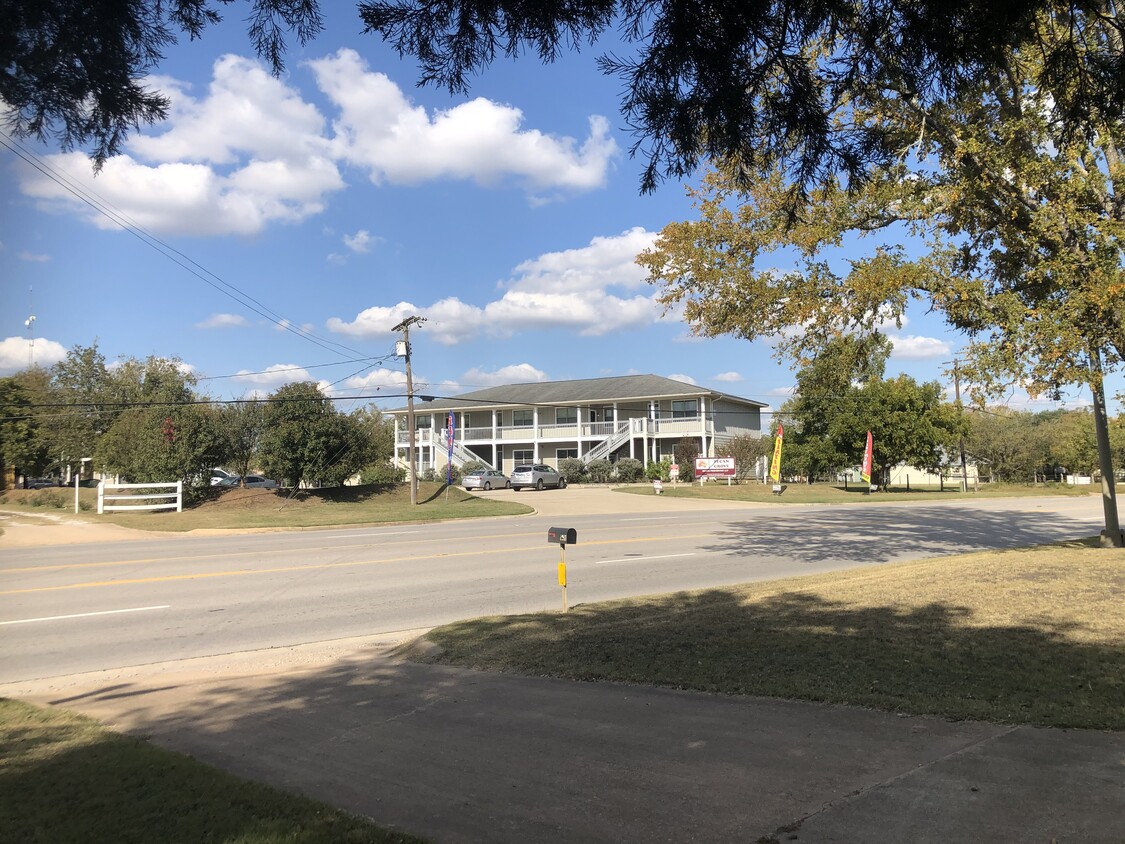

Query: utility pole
[393,316,426,505]
[950,359,970,493]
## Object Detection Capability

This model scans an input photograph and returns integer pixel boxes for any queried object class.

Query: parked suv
[510,464,566,491]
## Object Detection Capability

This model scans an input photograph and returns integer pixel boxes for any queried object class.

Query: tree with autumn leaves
[640,6,1125,543]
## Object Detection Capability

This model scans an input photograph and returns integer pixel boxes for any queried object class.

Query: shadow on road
[13,574,1121,843]
[704,504,1098,564]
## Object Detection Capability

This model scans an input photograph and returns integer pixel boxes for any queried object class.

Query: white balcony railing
[398,415,712,445]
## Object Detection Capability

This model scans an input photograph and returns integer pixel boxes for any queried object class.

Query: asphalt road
[0,492,1107,684]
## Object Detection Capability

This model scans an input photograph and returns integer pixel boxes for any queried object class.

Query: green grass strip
[0,699,425,843]
[417,540,1125,730]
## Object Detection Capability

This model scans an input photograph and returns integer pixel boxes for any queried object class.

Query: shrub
[459,459,488,475]
[558,458,586,483]
[42,490,67,509]
[586,459,613,484]
[360,462,406,485]
[644,458,672,482]
[435,463,462,484]
[614,457,643,483]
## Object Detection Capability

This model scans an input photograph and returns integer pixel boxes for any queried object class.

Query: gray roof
[391,374,766,413]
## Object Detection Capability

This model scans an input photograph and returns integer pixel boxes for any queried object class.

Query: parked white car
[464,469,511,490]
[510,464,566,491]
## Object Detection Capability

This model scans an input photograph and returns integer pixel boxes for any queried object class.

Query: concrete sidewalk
[6,635,1122,843]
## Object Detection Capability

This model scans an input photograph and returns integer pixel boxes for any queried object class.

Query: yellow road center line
[1,529,566,573]
[0,533,713,595]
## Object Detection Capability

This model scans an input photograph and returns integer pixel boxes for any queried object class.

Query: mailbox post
[548,527,577,612]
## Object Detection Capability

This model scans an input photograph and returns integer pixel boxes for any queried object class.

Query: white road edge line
[1,605,171,626]
[596,553,698,565]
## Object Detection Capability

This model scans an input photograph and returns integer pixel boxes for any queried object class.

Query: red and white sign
[695,457,736,479]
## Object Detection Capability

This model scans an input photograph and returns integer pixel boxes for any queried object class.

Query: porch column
[533,406,539,462]
[697,396,706,456]
[393,415,400,467]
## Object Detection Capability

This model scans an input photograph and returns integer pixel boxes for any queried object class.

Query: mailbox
[547,526,577,546]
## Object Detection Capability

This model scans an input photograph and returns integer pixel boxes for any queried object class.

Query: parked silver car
[464,469,511,491]
[510,464,566,491]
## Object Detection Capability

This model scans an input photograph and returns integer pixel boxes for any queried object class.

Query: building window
[557,448,578,460]
[512,409,534,427]
[555,407,577,425]
[672,400,698,418]
[513,449,534,464]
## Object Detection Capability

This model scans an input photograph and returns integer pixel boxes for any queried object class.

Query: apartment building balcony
[395,417,711,447]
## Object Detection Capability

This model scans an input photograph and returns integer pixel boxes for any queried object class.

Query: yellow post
[558,555,568,613]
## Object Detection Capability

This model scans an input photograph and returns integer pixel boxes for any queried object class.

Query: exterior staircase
[445,436,494,469]
[582,421,632,464]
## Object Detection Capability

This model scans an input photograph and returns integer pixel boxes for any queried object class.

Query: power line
[0,131,367,361]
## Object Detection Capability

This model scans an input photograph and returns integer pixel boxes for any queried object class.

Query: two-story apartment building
[390,374,766,475]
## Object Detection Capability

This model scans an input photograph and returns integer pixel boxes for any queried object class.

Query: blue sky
[0,11,1110,415]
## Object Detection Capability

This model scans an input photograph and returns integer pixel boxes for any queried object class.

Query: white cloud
[228,364,336,399]
[767,385,797,397]
[131,58,330,165]
[18,251,50,263]
[19,150,343,237]
[0,336,68,374]
[327,229,664,344]
[196,313,248,329]
[343,229,377,253]
[712,371,743,382]
[667,373,697,385]
[15,51,615,237]
[459,364,549,388]
[889,334,951,359]
[343,368,408,391]
[231,364,315,388]
[508,226,656,293]
[311,49,617,193]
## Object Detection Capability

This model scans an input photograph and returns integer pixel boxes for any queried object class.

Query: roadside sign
[695,457,736,479]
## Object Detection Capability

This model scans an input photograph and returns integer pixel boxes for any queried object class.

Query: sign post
[548,527,577,612]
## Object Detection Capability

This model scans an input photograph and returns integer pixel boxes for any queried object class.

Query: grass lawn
[0,698,425,844]
[414,539,1125,730]
[0,482,532,532]
[616,480,1101,505]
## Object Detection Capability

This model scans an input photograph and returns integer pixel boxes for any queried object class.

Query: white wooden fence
[98,481,183,514]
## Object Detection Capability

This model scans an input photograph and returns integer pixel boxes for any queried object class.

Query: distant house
[388,374,767,475]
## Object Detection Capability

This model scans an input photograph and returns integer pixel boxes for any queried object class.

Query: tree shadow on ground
[9,585,1123,842]
[422,588,1124,731]
[0,699,421,843]
[702,504,1102,565]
